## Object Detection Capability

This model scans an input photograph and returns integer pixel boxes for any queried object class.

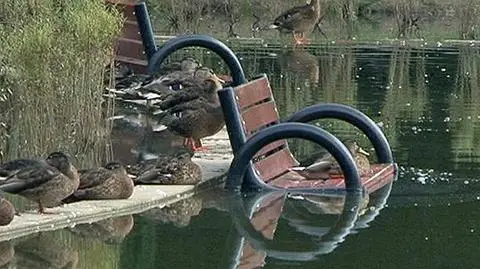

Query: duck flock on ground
[0,56,229,226]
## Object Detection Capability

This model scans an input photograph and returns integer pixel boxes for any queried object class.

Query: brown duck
[156,73,225,151]
[0,194,15,226]
[63,162,134,203]
[132,150,202,185]
[270,0,321,46]
[290,141,372,179]
[0,152,79,213]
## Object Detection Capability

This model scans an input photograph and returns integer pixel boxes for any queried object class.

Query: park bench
[107,0,397,194]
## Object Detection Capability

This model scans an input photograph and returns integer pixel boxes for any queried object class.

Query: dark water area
[3,44,480,268]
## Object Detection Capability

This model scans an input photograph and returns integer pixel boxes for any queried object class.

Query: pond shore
[0,129,233,242]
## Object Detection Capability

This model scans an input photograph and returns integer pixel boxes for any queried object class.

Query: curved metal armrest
[147,35,247,86]
[225,122,362,193]
[286,103,394,164]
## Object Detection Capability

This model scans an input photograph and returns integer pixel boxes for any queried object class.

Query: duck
[0,152,79,213]
[290,140,372,180]
[270,0,321,46]
[0,158,44,178]
[0,194,16,226]
[132,150,202,185]
[155,73,225,151]
[63,162,134,203]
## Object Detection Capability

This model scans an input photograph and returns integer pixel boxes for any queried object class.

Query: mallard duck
[290,140,371,179]
[270,0,321,45]
[0,152,79,213]
[0,158,43,178]
[0,194,15,226]
[156,73,225,151]
[68,215,134,244]
[63,162,134,203]
[132,150,202,185]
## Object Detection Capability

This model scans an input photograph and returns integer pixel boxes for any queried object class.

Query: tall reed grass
[0,0,122,166]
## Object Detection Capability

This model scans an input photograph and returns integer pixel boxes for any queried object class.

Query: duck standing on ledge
[270,0,321,46]
[63,162,134,203]
[0,152,79,213]
[156,73,225,151]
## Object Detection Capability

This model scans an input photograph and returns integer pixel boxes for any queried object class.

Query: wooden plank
[115,38,147,60]
[268,163,397,193]
[119,21,142,40]
[241,101,280,134]
[114,55,148,66]
[234,76,273,110]
[254,140,287,158]
[253,148,299,182]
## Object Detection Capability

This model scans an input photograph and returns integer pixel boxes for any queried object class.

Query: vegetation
[0,0,122,166]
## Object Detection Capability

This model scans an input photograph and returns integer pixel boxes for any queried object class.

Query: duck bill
[212,73,225,84]
[358,147,370,156]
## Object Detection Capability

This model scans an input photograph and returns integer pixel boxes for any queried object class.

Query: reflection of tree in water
[140,196,203,228]
[380,47,427,149]
[69,215,135,245]
[449,47,480,170]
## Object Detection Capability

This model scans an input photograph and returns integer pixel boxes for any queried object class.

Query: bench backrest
[233,75,299,182]
[106,1,150,73]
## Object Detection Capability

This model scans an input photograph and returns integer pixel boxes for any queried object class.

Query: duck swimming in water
[270,0,321,46]
[0,152,79,213]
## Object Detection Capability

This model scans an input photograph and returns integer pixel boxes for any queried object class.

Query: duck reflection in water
[11,232,78,269]
[277,49,320,86]
[0,241,14,268]
[69,215,134,244]
[140,196,202,228]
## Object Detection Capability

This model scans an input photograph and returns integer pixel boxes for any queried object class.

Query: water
[3,44,480,268]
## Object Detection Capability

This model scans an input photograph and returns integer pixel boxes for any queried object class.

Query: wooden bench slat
[234,76,273,110]
[253,148,299,182]
[119,22,142,40]
[254,140,287,158]
[241,101,280,134]
[114,55,148,66]
[115,38,147,60]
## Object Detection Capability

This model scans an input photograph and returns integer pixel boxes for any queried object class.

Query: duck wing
[78,168,111,189]
[158,90,201,110]
[0,165,60,193]
[0,159,44,177]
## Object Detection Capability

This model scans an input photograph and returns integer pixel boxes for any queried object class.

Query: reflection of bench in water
[223,182,393,266]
